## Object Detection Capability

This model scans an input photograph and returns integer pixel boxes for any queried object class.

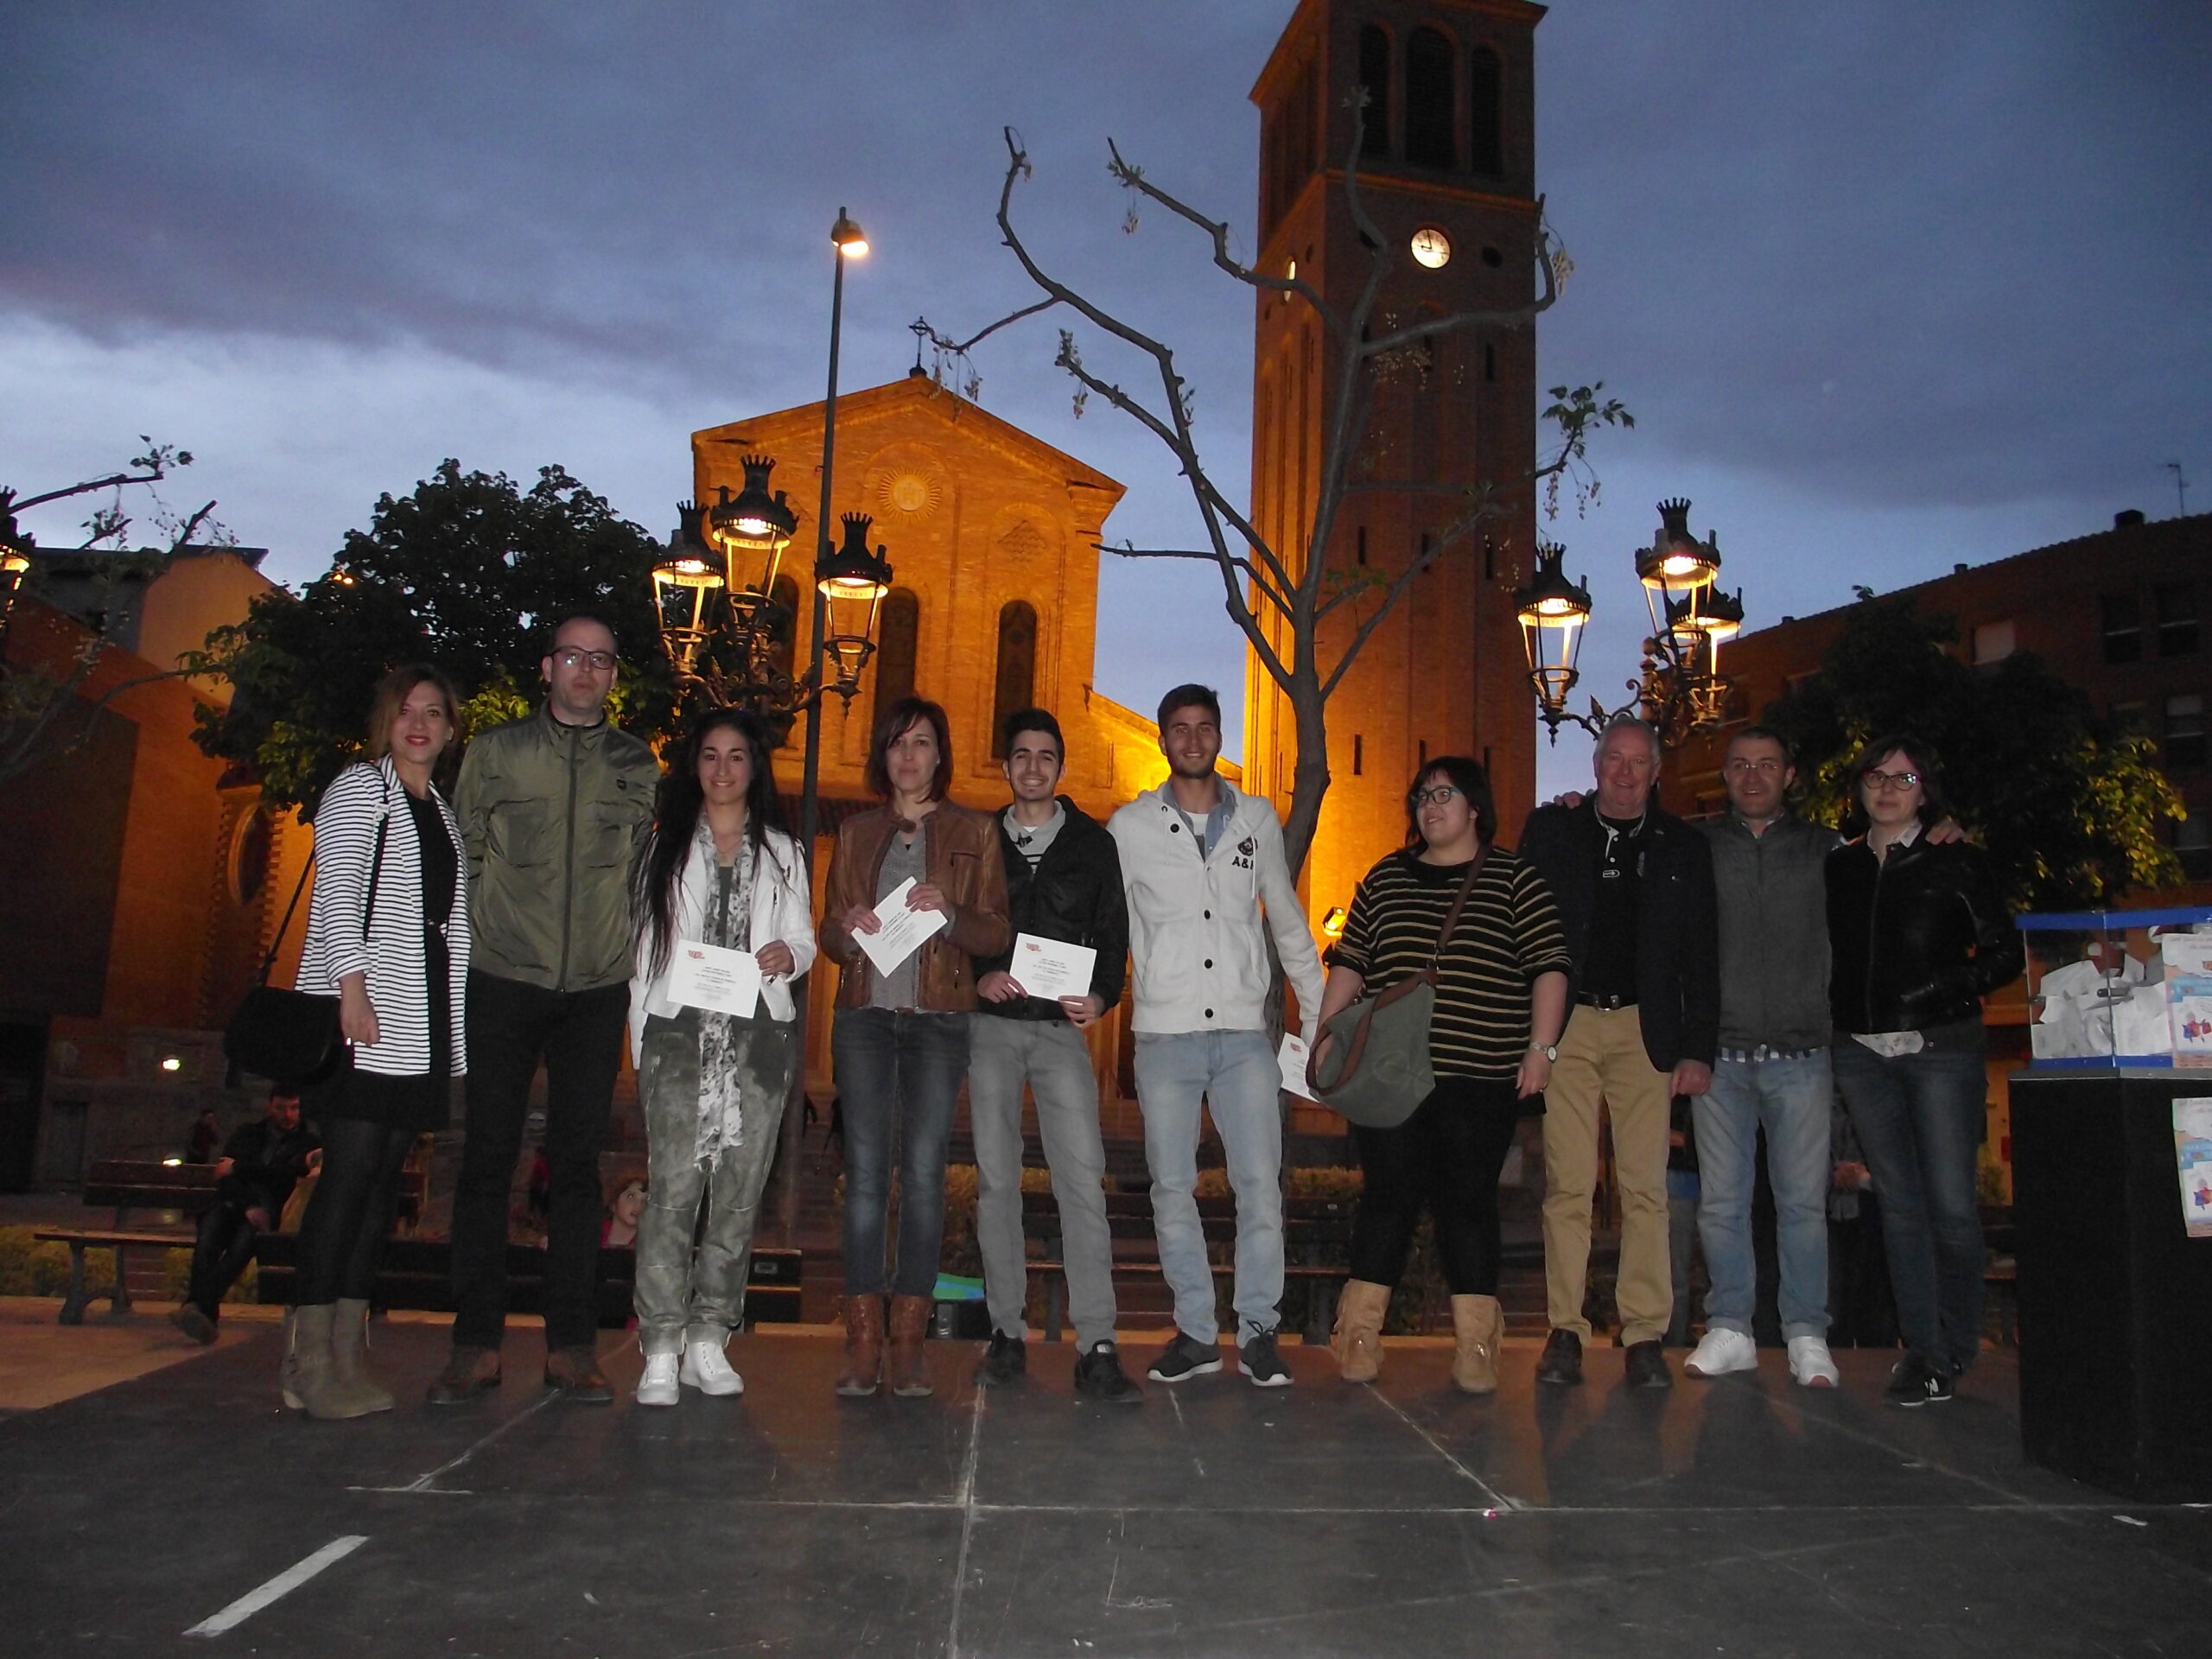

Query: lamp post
[1516,498,1745,748]
[0,493,31,660]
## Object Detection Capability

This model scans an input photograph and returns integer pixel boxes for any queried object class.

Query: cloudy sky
[5,1,2207,794]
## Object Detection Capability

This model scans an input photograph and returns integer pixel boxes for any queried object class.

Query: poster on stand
[2161,933,2212,1068]
[2175,1097,2212,1240]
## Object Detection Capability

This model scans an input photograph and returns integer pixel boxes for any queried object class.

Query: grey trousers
[969,1017,1117,1350]
[634,1012,794,1357]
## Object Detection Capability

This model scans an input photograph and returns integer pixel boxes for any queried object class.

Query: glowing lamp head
[832,208,868,259]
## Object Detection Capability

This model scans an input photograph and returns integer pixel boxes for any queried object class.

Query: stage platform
[3,1322,2207,1656]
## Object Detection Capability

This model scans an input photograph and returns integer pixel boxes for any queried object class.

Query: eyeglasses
[1409,785,1463,808]
[1860,769,1922,792]
[550,647,619,672]
[1724,757,1785,775]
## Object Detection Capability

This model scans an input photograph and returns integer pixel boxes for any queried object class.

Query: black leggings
[294,1116,414,1306]
[1348,1075,1523,1295]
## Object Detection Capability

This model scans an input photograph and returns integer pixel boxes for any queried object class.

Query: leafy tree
[190,461,675,812]
[0,440,222,781]
[1763,596,2183,911]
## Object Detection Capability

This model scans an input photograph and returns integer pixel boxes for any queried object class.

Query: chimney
[1953,563,1969,574]
[2115,509,2145,528]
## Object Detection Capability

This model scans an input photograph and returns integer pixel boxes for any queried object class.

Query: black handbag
[223,817,386,1087]
[1306,849,1486,1129]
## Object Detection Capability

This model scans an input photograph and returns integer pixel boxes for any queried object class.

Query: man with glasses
[431,611,659,1405]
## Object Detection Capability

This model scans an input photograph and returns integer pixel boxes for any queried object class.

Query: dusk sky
[6,1,2207,796]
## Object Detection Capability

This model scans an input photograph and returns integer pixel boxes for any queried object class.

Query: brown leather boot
[834,1294,886,1397]
[426,1344,502,1406]
[1328,1278,1392,1383]
[1451,1294,1503,1395]
[887,1294,935,1398]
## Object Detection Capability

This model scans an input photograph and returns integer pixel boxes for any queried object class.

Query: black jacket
[1517,798,1719,1072]
[976,797,1130,1022]
[1825,834,2023,1034]
[219,1117,322,1217]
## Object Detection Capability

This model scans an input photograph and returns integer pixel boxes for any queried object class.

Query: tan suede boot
[1451,1294,1503,1395]
[1328,1278,1392,1383]
[286,1305,345,1418]
[327,1297,396,1415]
[887,1294,935,1398]
[834,1294,886,1397]
[279,1308,306,1410]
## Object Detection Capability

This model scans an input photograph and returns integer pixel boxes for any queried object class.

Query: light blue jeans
[1133,1029,1283,1343]
[1692,1052,1834,1340]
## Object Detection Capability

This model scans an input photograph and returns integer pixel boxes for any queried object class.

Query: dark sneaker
[976,1331,1027,1384]
[1535,1327,1584,1386]
[543,1345,615,1403]
[426,1344,502,1406]
[1239,1327,1294,1389]
[1886,1353,1954,1408]
[1146,1331,1224,1382]
[1624,1338,1674,1390]
[168,1305,218,1345]
[1074,1340,1143,1404]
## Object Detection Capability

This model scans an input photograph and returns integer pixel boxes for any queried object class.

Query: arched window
[769,574,799,682]
[1467,46,1503,175]
[990,601,1037,757]
[871,588,919,727]
[1357,25,1391,159]
[1404,28,1455,168]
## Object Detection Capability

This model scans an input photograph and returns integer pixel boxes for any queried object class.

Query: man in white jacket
[1109,684,1325,1387]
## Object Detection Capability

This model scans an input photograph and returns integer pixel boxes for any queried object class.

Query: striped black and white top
[297,758,472,1077]
[1327,848,1570,1079]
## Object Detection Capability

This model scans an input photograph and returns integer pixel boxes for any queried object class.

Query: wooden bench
[252,1236,804,1329]
[34,1229,196,1324]
[1020,1191,1356,1344]
[82,1159,221,1226]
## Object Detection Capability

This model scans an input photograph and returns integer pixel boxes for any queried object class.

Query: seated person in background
[170,1092,321,1344]
[602,1177,645,1249]
[186,1108,221,1165]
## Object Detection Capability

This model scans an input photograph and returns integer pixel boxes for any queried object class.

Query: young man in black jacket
[1517,716,1719,1389]
[969,709,1140,1403]
[170,1093,321,1344]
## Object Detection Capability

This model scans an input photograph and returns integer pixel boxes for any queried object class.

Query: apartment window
[2177,812,2211,880]
[2112,699,2150,735]
[2101,593,2142,664]
[990,601,1039,757]
[2166,693,2206,770]
[2157,581,2199,658]
[1972,619,2016,664]
[1404,28,1456,168]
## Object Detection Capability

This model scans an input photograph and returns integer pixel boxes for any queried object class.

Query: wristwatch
[1528,1042,1559,1062]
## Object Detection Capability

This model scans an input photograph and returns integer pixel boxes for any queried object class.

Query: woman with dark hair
[288,664,470,1419]
[626,707,815,1404]
[1312,756,1571,1393]
[818,696,1010,1398]
[1825,734,2021,1407]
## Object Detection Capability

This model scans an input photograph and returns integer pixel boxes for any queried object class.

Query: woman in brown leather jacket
[1825,734,2021,1408]
[818,696,1011,1399]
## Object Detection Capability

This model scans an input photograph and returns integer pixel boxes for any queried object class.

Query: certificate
[1278,1033,1318,1101]
[856,877,951,977]
[1009,933,1096,1003]
[666,940,762,1019]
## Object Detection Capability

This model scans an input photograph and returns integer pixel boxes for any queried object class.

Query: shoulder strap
[254,855,316,988]
[1427,844,1491,971]
[361,812,391,941]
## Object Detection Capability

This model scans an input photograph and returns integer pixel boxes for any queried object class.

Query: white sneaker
[1787,1335,1840,1389]
[680,1339,745,1396]
[1684,1327,1759,1377]
[635,1353,680,1407]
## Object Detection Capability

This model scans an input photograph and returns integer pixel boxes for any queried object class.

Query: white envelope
[665,940,762,1020]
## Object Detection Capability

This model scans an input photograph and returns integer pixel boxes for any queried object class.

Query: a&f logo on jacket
[1233,835,1257,870]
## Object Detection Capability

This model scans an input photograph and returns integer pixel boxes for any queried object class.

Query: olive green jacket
[453,704,659,993]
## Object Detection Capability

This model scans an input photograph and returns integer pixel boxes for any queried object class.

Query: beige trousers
[1541,1003,1675,1346]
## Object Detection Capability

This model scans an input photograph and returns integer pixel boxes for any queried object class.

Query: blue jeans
[1693,1053,1834,1340]
[1830,1033,1987,1372]
[1133,1029,1283,1343]
[832,1007,971,1299]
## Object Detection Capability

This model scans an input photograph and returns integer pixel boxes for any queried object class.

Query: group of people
[265,605,2021,1422]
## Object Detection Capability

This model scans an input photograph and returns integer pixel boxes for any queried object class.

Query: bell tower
[1243,0,1544,921]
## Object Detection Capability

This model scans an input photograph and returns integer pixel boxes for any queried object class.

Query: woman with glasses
[1825,735,2020,1407]
[1312,758,1571,1393]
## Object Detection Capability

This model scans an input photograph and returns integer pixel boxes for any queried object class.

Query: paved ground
[2,1321,2207,1657]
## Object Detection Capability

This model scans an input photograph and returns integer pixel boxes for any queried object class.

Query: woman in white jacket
[626,707,816,1403]
[290,664,470,1419]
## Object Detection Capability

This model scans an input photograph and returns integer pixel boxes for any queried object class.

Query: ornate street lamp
[706,453,799,650]
[816,512,893,701]
[0,493,30,651]
[650,500,722,678]
[1518,499,1747,747]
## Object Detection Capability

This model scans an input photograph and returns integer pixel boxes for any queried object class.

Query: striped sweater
[297,758,472,1077]
[1326,848,1570,1078]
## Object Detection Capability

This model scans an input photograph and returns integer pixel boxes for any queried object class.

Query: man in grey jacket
[1682,727,1842,1389]
[429,611,659,1405]
[1109,684,1325,1389]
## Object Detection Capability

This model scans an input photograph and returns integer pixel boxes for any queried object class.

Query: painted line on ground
[349,1389,559,1495]
[944,1388,988,1659]
[184,1535,367,1637]
[1364,1386,1522,1511]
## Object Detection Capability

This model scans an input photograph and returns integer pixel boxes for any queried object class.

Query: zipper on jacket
[1863,844,1885,1028]
[559,721,578,991]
